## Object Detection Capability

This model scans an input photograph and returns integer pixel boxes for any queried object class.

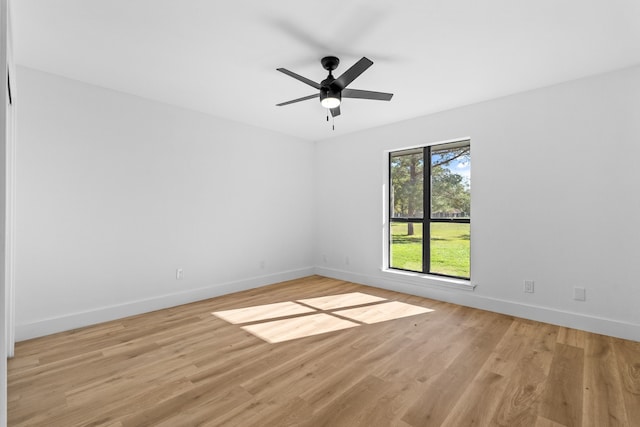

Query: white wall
[13,64,640,343]
[15,67,315,340]
[1,0,10,424]
[315,65,640,341]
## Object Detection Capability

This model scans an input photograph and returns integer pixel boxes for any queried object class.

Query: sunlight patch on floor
[297,292,387,310]
[212,301,315,324]
[212,292,435,343]
[335,301,434,324]
[241,314,359,343]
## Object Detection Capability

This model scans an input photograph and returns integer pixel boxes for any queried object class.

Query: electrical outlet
[176,268,184,280]
[260,260,265,269]
[323,254,328,263]
[524,280,535,293]
[574,287,586,301]
[345,256,350,265]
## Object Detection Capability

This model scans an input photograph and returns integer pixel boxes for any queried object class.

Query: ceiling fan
[276,56,393,118]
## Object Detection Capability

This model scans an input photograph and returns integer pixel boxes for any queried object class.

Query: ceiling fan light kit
[320,88,341,108]
[276,56,393,121]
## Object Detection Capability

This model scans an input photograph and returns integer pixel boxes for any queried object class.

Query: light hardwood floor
[8,275,640,426]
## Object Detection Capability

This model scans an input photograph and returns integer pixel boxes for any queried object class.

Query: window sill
[381,268,476,292]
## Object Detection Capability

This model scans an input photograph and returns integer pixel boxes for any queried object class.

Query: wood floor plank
[582,334,629,426]
[302,375,390,427]
[536,416,568,427]
[349,378,421,426]
[297,334,412,410]
[487,320,557,426]
[52,378,196,427]
[240,328,367,395]
[256,397,314,427]
[440,370,507,426]
[7,275,640,426]
[539,343,584,427]
[122,384,252,427]
[611,337,640,425]
[378,318,479,384]
[557,327,586,349]
[401,314,513,426]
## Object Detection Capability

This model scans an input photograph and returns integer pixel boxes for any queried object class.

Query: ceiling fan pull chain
[326,112,329,122]
[332,115,335,131]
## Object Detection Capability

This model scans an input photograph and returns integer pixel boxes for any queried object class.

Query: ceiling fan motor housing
[320,57,341,107]
[321,56,340,71]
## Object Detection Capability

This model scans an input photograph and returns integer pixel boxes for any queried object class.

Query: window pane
[429,222,470,278]
[390,221,422,272]
[388,140,471,280]
[431,145,470,219]
[390,151,424,218]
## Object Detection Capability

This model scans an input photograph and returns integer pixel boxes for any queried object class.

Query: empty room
[1,0,640,426]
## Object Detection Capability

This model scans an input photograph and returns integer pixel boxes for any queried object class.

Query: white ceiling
[12,0,640,141]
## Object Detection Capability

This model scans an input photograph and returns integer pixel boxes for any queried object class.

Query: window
[389,140,470,279]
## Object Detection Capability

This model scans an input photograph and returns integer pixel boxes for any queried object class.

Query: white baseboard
[314,266,640,342]
[16,266,640,343]
[15,267,315,341]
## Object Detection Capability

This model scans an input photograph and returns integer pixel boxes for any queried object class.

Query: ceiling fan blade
[270,19,331,55]
[331,57,373,90]
[276,93,319,106]
[342,89,393,101]
[277,68,321,90]
[330,106,341,117]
